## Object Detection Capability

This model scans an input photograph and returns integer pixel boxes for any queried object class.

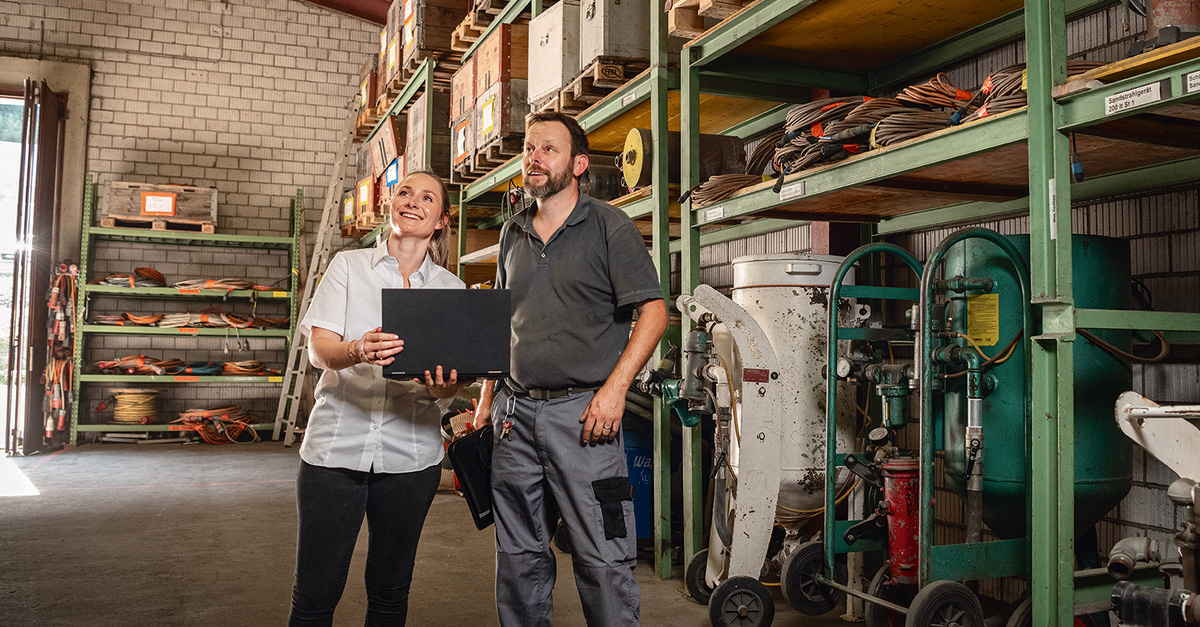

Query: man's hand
[580,384,625,445]
[473,382,494,430]
[416,365,462,399]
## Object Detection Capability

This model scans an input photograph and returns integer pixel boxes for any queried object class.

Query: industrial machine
[1125,0,1200,56]
[644,253,860,626]
[802,229,1136,627]
[1108,391,1200,626]
[652,228,1138,626]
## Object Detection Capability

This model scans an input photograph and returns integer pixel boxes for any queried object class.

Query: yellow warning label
[966,293,1000,346]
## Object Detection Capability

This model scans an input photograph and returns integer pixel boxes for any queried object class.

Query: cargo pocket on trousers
[592,477,635,540]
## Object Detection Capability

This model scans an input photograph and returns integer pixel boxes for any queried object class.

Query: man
[473,112,667,626]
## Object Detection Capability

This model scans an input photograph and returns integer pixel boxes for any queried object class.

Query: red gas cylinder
[883,457,920,584]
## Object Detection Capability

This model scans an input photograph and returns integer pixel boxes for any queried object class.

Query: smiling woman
[288,169,467,626]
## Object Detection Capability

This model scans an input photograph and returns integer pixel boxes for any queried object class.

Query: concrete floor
[0,442,852,626]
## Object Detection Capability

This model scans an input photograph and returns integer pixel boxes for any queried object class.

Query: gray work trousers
[490,387,641,627]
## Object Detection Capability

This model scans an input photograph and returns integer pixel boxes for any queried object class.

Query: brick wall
[0,0,379,431]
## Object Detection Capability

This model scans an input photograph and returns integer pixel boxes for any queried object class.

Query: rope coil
[111,390,159,424]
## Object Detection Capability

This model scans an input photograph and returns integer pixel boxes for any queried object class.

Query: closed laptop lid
[381,288,511,380]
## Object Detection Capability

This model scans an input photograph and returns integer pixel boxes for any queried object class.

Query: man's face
[522,121,584,200]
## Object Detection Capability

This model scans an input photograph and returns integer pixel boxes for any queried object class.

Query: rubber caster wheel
[685,549,714,605]
[865,562,910,627]
[904,580,985,627]
[780,540,845,615]
[709,576,775,627]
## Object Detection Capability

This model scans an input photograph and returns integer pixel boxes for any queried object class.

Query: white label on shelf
[1048,178,1057,241]
[779,180,806,201]
[622,91,636,107]
[490,175,497,185]
[1186,70,1200,94]
[1104,80,1166,115]
[703,206,724,223]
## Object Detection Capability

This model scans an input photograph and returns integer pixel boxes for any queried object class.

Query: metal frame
[70,175,302,444]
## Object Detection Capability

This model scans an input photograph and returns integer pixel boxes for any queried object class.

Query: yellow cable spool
[111,389,159,424]
[621,128,653,190]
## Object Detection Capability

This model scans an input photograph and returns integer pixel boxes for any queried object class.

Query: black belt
[505,384,602,401]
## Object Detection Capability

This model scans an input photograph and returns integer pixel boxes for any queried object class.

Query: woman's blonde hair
[392,170,453,270]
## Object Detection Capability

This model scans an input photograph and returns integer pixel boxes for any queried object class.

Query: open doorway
[1,95,21,452]
[3,81,66,457]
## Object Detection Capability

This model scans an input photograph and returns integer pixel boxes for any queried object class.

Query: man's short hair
[525,111,589,159]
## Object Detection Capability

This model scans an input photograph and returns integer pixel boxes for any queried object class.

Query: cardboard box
[527,0,579,104]
[475,22,528,95]
[451,56,475,121]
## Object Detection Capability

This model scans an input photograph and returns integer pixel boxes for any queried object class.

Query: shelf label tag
[1048,178,1057,241]
[168,425,190,431]
[1105,79,1170,115]
[1185,70,1200,95]
[272,291,287,297]
[703,206,724,223]
[177,289,200,294]
[779,180,806,201]
[269,376,283,382]
[621,91,636,107]
[174,376,200,382]
[178,328,199,334]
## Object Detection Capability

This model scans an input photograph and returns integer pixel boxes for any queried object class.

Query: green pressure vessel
[942,234,1132,540]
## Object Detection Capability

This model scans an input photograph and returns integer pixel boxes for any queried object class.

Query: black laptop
[381,288,511,380]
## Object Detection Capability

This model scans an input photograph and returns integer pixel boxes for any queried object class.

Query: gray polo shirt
[497,193,663,391]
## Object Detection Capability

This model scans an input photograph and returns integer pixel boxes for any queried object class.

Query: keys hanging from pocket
[500,420,514,441]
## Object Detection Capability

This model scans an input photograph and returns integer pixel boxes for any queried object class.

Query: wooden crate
[528,0,579,104]
[341,191,356,228]
[475,22,528,96]
[401,0,469,75]
[451,56,475,121]
[359,58,377,111]
[105,182,217,226]
[451,110,476,183]
[377,28,389,102]
[405,90,452,180]
[376,114,404,165]
[578,0,650,73]
[476,79,527,159]
[356,177,379,224]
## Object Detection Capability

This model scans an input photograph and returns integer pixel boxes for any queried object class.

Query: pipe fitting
[1109,537,1162,580]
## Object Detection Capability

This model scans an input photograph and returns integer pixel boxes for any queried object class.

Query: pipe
[1108,537,1163,580]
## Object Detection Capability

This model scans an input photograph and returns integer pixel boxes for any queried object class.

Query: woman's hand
[417,365,463,399]
[356,326,403,366]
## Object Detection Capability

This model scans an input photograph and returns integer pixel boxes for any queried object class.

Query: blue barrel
[624,428,654,541]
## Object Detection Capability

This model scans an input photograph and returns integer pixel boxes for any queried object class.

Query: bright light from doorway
[0,456,39,496]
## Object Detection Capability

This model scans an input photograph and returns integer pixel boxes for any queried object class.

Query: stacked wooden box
[102,182,218,233]
[400,0,469,86]
[473,22,528,171]
[450,56,477,183]
[406,90,452,181]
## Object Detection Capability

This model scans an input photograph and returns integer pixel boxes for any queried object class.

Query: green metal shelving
[677,0,1200,623]
[71,175,302,442]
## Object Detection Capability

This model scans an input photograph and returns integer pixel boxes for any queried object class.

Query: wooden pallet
[401,53,458,87]
[531,91,561,113]
[450,9,490,52]
[101,215,215,234]
[667,0,755,39]
[354,105,386,138]
[481,135,523,164]
[452,159,481,184]
[562,57,651,107]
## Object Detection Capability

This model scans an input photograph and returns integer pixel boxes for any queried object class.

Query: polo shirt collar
[515,193,593,235]
[371,231,437,284]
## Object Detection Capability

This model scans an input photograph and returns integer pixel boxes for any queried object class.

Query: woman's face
[389,172,448,239]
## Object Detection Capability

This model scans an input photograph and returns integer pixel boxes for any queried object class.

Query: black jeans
[289,460,441,627]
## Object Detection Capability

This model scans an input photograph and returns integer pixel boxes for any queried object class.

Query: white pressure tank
[729,253,857,515]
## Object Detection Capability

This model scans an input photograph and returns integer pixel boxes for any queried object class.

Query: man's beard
[524,163,575,200]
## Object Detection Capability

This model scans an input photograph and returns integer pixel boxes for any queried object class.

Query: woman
[290,170,465,626]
